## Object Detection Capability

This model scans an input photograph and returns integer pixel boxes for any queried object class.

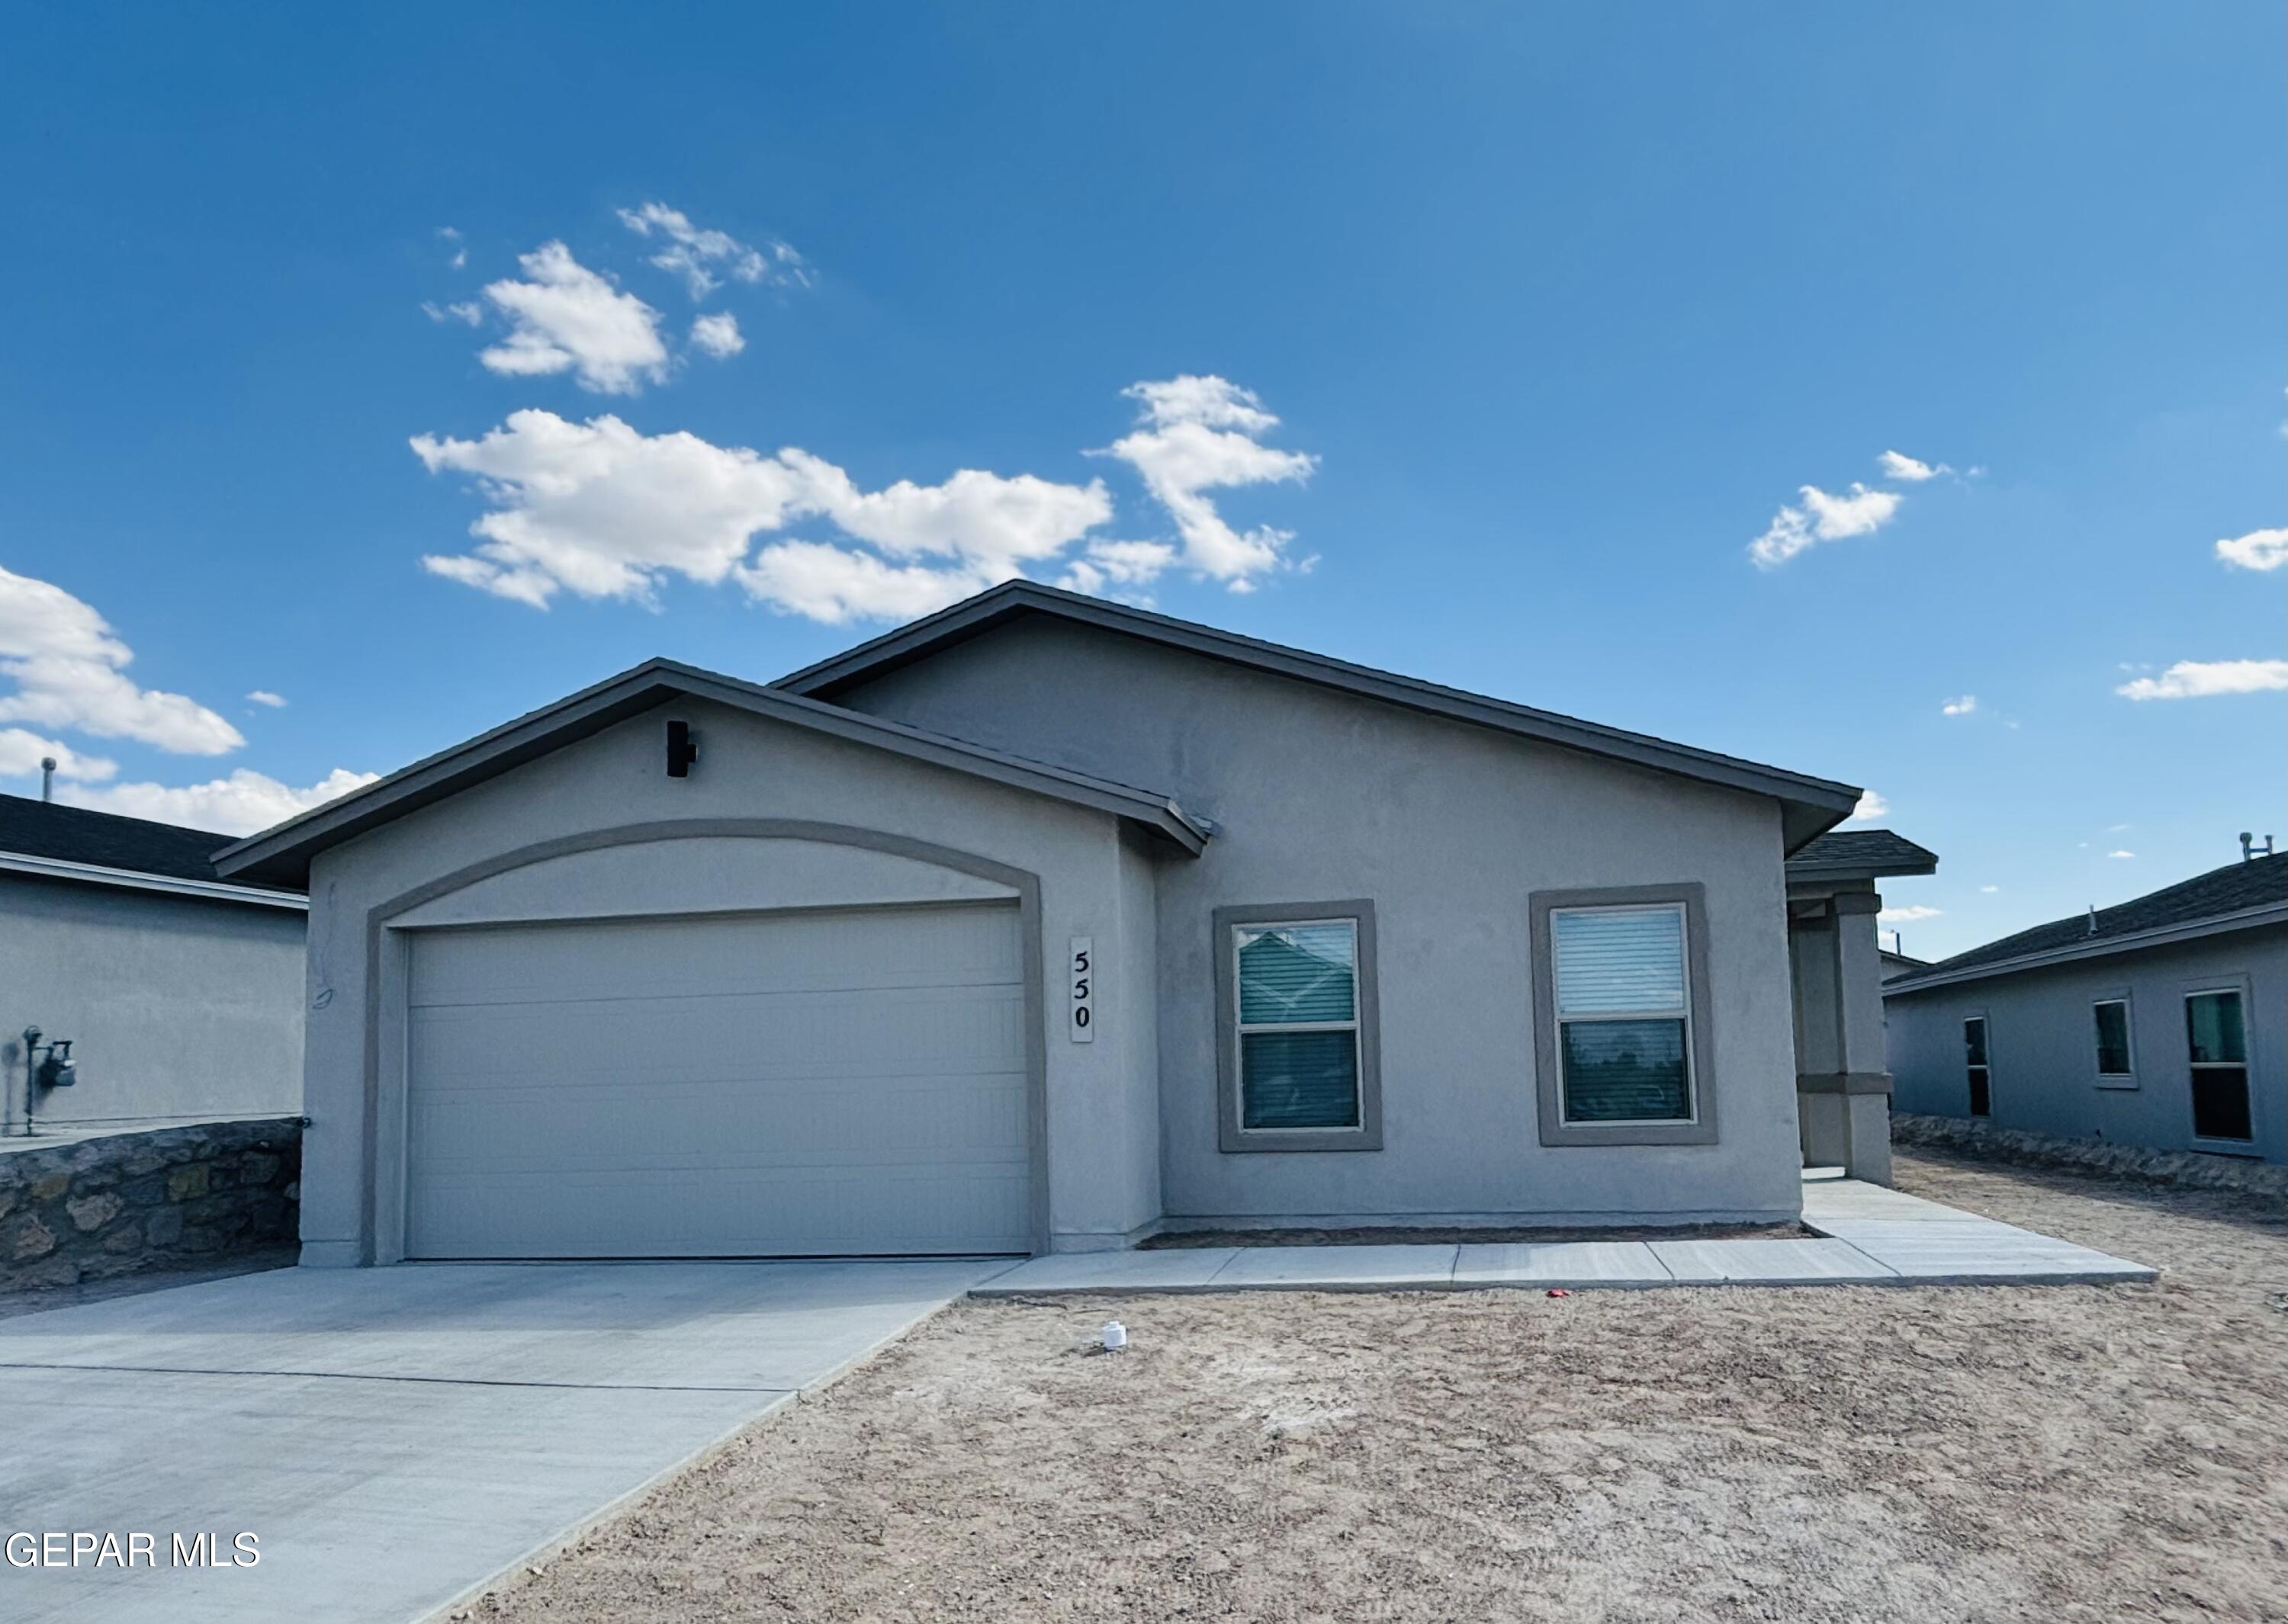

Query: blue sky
[1,4,2280,958]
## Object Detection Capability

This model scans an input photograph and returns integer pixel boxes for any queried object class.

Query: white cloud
[414,410,1111,616]
[2115,659,2288,701]
[1058,539,1178,597]
[617,202,806,300]
[689,313,744,359]
[735,543,997,627]
[422,300,484,327]
[2216,526,2288,572]
[1979,884,2000,894]
[0,728,115,783]
[246,690,287,708]
[2108,849,2135,859]
[1749,483,1902,569]
[1878,903,1943,923]
[1103,376,1316,587]
[60,768,380,837]
[1878,450,1948,482]
[437,226,467,269]
[0,565,243,754]
[1843,789,1889,823]
[1941,694,1977,717]
[479,242,668,395]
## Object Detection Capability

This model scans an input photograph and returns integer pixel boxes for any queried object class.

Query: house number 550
[1068,937,1095,1044]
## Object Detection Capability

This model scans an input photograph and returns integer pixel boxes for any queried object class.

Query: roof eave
[1885,901,2288,995]
[776,582,1863,841]
[214,658,1207,887]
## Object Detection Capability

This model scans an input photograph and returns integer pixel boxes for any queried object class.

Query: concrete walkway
[972,1177,2158,1296]
[0,1258,1006,1624]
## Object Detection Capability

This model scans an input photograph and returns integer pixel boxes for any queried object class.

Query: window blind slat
[1554,907,1685,1016]
[1238,924,1358,1025]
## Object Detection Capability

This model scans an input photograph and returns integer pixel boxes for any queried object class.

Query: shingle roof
[214,656,1210,887]
[773,579,1863,851]
[1902,852,2288,984]
[1785,829,1939,880]
[0,793,300,894]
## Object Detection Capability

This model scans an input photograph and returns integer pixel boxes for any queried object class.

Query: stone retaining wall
[1892,1111,2288,1199]
[0,1118,302,1293]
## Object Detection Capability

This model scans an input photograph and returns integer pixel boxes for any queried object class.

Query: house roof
[0,792,306,907]
[212,656,1210,888]
[774,580,1863,852]
[1784,829,1940,884]
[1888,851,2288,995]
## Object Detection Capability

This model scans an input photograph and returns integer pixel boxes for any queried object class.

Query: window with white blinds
[1550,903,1695,1123]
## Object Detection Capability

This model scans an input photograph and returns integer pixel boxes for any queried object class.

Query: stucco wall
[0,875,304,1135]
[295,696,1172,1264]
[1885,926,2286,1164]
[830,616,1808,1226]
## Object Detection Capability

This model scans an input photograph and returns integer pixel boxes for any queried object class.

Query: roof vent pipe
[2086,905,2098,936]
[2241,832,2276,862]
[39,756,54,803]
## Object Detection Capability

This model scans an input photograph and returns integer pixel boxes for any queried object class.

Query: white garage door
[403,903,1032,1258]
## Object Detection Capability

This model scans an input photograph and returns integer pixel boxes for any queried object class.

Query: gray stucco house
[1,794,307,1138]
[1885,849,2286,1166]
[215,582,1925,1264]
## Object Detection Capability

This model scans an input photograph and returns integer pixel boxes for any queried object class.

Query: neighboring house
[215,581,1920,1266]
[1781,829,1939,1184]
[0,794,307,1138]
[1880,945,1930,981]
[1885,850,2287,1166]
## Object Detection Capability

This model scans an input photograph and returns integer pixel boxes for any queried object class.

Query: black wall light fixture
[18,1028,76,1137]
[666,718,699,778]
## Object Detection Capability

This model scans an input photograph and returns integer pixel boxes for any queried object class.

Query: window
[1213,903,1381,1152]
[1529,884,1717,1147]
[1552,905,1693,1123]
[2092,999,2133,1079]
[1964,1016,1991,1116]
[2185,990,2253,1142]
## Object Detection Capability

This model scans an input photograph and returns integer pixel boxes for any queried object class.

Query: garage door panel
[403,903,1033,1258]
[409,984,1027,1081]
[411,1165,1032,1257]
[409,906,1021,1006]
[409,1074,1030,1174]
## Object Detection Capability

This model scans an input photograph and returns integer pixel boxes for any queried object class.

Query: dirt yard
[468,1154,2288,1624]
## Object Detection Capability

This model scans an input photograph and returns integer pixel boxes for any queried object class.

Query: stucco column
[1789,888,1894,1185]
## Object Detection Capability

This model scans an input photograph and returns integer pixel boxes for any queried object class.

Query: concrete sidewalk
[971,1177,2157,1296]
[0,1258,1010,1624]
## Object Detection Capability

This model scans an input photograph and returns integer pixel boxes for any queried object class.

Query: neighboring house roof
[1784,829,1940,884]
[774,580,1863,852]
[1888,851,2288,995]
[0,792,306,909]
[213,656,1210,888]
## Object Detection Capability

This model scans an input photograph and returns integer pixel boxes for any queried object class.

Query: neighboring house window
[1213,902,1382,1152]
[2092,999,2133,1079]
[2185,990,2253,1142]
[1528,884,1717,1147]
[1964,1016,1991,1116]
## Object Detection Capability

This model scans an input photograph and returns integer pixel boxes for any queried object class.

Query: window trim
[2182,981,2257,1149]
[2091,992,2136,1088]
[1963,1012,1993,1118]
[1213,900,1382,1153]
[1530,884,1718,1147]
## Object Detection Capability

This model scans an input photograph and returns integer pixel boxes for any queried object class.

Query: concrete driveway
[0,1258,1010,1624]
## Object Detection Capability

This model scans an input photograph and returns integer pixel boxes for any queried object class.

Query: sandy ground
[467,1153,2288,1624]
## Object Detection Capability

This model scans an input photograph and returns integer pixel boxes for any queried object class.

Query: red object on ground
[1546,1288,1572,1298]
